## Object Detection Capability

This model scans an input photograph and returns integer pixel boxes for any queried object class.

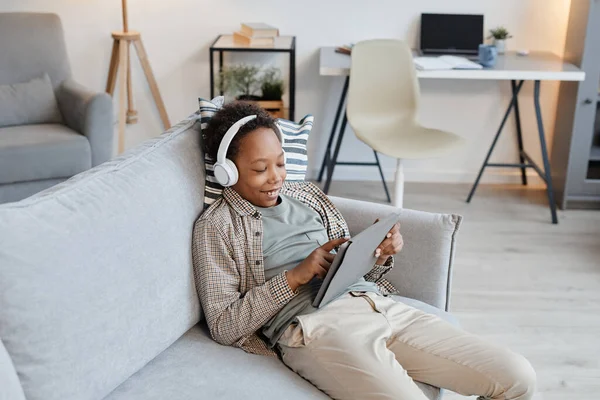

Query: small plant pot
[239,99,285,119]
[494,39,506,54]
[256,100,284,118]
[236,94,262,101]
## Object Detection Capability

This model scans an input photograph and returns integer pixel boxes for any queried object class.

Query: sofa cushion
[104,324,329,400]
[105,299,449,400]
[0,74,63,128]
[0,114,204,400]
[199,97,313,210]
[0,123,91,184]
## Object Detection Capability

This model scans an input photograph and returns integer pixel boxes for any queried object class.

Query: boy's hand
[374,220,403,264]
[286,237,349,292]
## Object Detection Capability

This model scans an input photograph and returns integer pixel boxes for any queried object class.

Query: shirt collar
[222,187,261,219]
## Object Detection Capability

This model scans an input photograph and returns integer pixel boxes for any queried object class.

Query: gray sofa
[0,114,462,400]
[0,13,113,204]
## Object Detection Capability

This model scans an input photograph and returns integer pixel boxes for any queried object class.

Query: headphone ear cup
[224,158,238,186]
[213,158,238,187]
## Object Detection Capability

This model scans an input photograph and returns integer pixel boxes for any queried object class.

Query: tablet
[312,212,401,308]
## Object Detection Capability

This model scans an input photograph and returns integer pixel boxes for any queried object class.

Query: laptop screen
[420,13,484,55]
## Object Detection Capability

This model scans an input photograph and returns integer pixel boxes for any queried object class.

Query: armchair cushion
[0,124,91,184]
[0,73,63,128]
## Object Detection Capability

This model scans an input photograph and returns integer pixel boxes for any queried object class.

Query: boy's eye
[254,168,267,173]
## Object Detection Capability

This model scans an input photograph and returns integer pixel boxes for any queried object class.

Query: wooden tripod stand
[105,0,171,153]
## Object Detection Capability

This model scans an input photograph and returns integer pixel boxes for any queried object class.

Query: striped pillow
[199,97,312,210]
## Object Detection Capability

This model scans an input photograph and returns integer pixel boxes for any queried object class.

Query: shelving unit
[552,0,600,208]
[208,35,296,121]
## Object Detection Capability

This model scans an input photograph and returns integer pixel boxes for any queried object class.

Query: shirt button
[253,212,260,218]
[255,260,261,265]
[255,231,261,237]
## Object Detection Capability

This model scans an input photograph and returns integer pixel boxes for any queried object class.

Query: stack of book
[335,43,354,55]
[233,23,279,46]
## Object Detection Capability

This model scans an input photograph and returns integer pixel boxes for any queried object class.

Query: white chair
[346,39,465,207]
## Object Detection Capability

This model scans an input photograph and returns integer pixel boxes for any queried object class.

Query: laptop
[312,212,401,309]
[419,13,484,58]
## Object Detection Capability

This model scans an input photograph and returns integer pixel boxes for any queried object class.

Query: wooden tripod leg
[118,38,129,153]
[106,39,120,94]
[133,38,171,129]
[126,42,138,124]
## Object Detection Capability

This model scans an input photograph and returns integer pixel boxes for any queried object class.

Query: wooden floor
[317,181,600,400]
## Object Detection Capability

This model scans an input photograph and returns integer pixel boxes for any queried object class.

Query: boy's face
[231,127,286,208]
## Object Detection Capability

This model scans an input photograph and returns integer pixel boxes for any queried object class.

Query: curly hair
[203,101,278,161]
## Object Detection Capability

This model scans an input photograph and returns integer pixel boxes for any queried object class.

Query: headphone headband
[216,115,257,164]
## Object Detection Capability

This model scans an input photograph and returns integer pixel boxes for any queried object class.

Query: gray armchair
[0,13,113,204]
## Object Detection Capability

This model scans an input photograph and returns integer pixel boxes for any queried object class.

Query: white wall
[1,0,573,183]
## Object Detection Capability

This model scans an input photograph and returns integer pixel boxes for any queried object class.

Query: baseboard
[307,167,546,185]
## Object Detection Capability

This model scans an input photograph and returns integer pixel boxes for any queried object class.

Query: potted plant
[488,26,512,54]
[219,64,262,101]
[219,64,285,118]
[258,67,285,118]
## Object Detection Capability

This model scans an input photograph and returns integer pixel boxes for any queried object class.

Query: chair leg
[393,158,404,208]
[373,150,391,203]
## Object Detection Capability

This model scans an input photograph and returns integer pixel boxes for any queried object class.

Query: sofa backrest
[0,13,71,88]
[0,115,205,400]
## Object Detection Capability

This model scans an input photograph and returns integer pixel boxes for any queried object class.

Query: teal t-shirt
[258,194,379,347]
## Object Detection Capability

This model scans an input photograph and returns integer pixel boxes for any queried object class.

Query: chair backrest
[347,39,420,136]
[0,13,71,88]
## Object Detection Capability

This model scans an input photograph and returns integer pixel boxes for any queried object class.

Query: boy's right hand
[286,237,349,292]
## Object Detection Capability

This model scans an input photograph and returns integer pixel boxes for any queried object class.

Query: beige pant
[278,293,536,400]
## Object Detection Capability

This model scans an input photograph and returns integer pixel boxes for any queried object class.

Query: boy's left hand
[374,221,403,264]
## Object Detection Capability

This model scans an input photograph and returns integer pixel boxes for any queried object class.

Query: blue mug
[478,44,498,68]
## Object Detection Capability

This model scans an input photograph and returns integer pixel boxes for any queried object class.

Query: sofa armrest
[329,196,462,311]
[56,79,114,166]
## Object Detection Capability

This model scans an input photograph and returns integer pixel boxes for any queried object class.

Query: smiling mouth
[262,188,281,197]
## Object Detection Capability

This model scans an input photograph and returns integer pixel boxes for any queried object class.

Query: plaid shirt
[192,181,397,357]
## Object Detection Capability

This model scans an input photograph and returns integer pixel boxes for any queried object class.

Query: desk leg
[317,76,349,183]
[512,80,528,185]
[534,80,558,224]
[323,112,348,194]
[467,80,524,203]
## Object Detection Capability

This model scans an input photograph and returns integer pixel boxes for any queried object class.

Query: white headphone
[213,115,285,187]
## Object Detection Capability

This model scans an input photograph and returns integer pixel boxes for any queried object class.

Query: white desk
[317,47,585,224]
[319,47,585,81]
